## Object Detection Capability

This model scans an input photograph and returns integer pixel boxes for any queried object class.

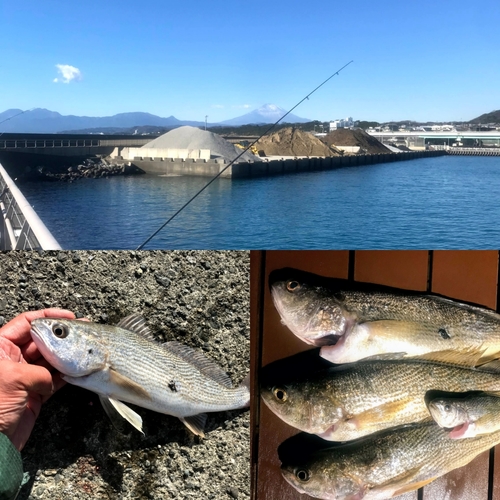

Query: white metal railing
[0,163,61,250]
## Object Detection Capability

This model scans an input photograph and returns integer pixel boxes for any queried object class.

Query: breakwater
[132,150,446,179]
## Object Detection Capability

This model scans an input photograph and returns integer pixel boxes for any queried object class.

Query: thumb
[6,362,54,396]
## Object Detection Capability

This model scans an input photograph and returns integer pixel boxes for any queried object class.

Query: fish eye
[52,323,69,339]
[286,281,301,292]
[296,469,310,482]
[444,404,452,412]
[273,387,288,403]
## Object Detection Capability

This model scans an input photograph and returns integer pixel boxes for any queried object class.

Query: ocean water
[20,155,500,249]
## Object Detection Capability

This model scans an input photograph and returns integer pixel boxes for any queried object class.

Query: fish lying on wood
[427,391,500,439]
[30,314,249,437]
[261,352,500,441]
[270,269,500,365]
[280,421,500,500]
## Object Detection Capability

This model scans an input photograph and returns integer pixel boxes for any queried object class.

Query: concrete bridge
[0,132,152,157]
[367,130,500,151]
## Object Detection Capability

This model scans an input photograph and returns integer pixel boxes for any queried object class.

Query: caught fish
[30,314,249,436]
[427,392,500,439]
[281,421,500,500]
[270,270,500,364]
[261,353,500,441]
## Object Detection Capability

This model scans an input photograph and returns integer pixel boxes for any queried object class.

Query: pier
[131,150,446,179]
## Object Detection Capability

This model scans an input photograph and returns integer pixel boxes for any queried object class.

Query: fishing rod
[136,60,353,250]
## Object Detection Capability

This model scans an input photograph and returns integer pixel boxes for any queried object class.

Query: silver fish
[30,314,249,436]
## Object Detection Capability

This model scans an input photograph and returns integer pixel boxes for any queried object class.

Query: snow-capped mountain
[218,104,310,126]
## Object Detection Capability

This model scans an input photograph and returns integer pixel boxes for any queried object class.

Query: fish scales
[281,422,500,500]
[261,358,500,441]
[102,326,246,412]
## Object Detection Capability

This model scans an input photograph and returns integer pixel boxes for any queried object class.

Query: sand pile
[322,129,391,154]
[143,126,260,162]
[254,127,342,157]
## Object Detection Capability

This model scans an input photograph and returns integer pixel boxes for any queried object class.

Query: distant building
[329,117,354,132]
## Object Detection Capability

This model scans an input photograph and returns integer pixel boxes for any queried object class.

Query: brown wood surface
[252,250,500,500]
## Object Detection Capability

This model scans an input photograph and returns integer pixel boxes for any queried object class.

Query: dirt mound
[254,127,342,157]
[323,129,391,154]
[143,126,260,162]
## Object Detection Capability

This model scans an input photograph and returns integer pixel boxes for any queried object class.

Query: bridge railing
[0,163,61,250]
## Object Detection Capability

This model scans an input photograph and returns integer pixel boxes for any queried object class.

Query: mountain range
[0,104,310,133]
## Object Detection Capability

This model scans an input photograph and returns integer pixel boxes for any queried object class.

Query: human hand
[0,309,75,451]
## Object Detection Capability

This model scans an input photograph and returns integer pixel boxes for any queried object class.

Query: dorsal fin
[163,341,233,388]
[117,314,155,341]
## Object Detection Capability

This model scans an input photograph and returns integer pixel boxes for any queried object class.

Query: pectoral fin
[100,395,144,434]
[347,398,420,431]
[109,368,152,400]
[392,477,437,496]
[373,466,435,497]
[179,413,208,437]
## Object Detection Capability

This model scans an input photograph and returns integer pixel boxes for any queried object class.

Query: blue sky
[1,0,499,123]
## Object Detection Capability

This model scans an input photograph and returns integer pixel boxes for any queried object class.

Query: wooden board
[251,250,500,500]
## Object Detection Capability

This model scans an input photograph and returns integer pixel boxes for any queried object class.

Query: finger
[41,373,67,403]
[0,309,76,346]
[6,362,55,396]
[21,340,42,364]
[0,337,23,362]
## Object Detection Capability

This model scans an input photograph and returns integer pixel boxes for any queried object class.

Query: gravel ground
[0,250,250,500]
[143,126,260,162]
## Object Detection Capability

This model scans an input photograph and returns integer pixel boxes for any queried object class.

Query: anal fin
[179,413,207,438]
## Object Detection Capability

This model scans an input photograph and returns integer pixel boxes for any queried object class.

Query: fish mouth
[309,334,342,347]
[30,324,43,347]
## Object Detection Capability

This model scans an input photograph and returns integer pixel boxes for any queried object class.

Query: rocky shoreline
[32,158,144,182]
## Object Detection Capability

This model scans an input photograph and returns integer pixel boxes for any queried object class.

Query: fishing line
[136,60,353,250]
[0,109,34,138]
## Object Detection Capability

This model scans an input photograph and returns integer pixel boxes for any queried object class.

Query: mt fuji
[219,104,310,126]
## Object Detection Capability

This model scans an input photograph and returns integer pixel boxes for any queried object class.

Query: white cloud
[53,64,82,83]
[211,104,224,109]
[231,104,251,109]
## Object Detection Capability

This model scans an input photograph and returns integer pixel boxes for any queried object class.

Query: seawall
[132,150,446,179]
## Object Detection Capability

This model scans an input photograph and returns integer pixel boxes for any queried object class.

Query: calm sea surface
[20,155,500,249]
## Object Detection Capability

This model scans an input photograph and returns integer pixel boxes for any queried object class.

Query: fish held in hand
[280,422,500,500]
[30,314,249,436]
[261,352,500,441]
[427,391,500,439]
[270,269,500,364]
